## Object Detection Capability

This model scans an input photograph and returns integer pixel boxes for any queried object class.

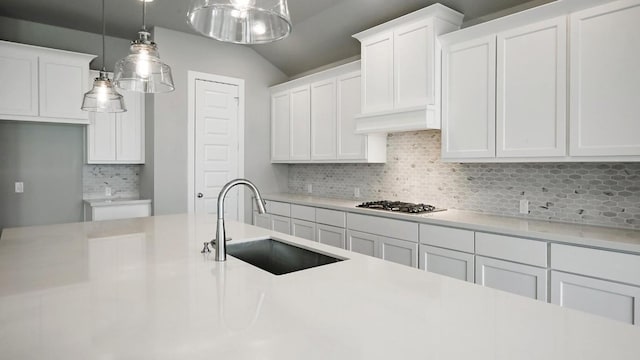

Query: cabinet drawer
[290,204,315,221]
[316,208,346,228]
[264,200,290,217]
[476,232,547,267]
[347,213,418,242]
[419,224,474,253]
[551,244,640,287]
[91,203,150,221]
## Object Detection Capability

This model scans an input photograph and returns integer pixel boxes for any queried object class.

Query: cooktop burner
[356,200,445,214]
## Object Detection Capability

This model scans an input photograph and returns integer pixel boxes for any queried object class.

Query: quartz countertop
[0,214,639,359]
[83,197,152,207]
[262,193,640,254]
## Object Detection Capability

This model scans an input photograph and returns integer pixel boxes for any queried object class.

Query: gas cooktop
[356,200,446,214]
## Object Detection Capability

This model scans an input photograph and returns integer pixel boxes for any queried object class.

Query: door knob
[197,193,204,198]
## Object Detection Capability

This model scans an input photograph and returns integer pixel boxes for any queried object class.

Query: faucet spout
[214,178,266,261]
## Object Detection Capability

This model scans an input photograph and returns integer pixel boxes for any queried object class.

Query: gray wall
[147,27,289,222]
[0,121,84,230]
[0,16,131,230]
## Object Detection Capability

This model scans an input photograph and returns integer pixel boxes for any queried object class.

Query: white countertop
[263,193,640,254]
[1,214,639,359]
[83,197,152,207]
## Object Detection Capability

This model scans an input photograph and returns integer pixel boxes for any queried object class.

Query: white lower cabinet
[253,212,271,230]
[475,256,548,301]
[291,218,316,241]
[271,214,291,235]
[551,271,640,325]
[419,245,474,282]
[84,200,151,221]
[316,224,346,249]
[347,229,417,267]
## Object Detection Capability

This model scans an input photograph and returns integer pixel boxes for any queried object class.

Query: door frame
[187,71,245,221]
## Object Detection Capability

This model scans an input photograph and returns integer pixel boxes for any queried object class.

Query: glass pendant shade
[114,31,175,93]
[82,73,126,113]
[187,0,292,44]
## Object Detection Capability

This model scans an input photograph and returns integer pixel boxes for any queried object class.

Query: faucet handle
[201,242,211,253]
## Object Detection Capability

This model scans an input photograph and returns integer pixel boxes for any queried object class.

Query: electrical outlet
[306,184,312,194]
[105,186,112,197]
[354,187,360,198]
[15,182,24,193]
[519,199,529,214]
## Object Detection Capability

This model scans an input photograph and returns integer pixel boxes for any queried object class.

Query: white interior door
[195,79,240,220]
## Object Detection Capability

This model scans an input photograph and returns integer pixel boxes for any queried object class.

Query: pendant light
[82,0,126,113]
[187,0,292,44]
[114,0,174,93]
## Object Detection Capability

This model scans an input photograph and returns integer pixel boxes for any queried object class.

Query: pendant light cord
[101,0,106,71]
[142,0,147,31]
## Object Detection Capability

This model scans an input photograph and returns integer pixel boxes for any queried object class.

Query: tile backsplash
[83,165,141,199]
[288,131,640,230]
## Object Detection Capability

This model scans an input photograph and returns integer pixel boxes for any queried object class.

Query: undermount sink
[227,238,343,275]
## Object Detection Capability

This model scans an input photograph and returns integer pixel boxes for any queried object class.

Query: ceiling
[0,0,552,77]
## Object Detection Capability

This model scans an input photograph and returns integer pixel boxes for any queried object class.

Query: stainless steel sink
[227,238,343,275]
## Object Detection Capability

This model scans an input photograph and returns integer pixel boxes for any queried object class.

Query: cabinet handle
[197,193,204,198]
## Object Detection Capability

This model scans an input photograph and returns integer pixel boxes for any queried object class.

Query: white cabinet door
[496,17,567,158]
[38,53,89,121]
[271,91,290,161]
[310,79,337,160]
[394,18,434,108]
[380,237,418,267]
[551,271,640,325]
[0,45,38,116]
[337,72,366,160]
[289,85,310,160]
[476,256,548,301]
[317,224,346,249]
[270,214,291,235]
[419,245,474,282]
[253,212,271,230]
[347,229,379,257]
[569,1,640,156]
[361,31,394,113]
[87,112,117,161]
[291,218,316,242]
[116,90,144,163]
[442,36,496,159]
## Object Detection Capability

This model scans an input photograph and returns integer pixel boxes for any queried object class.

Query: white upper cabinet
[496,17,567,158]
[270,61,386,163]
[271,90,290,161]
[289,85,310,160]
[310,79,337,160]
[353,4,463,133]
[0,45,38,116]
[0,40,95,124]
[442,36,496,159]
[87,71,145,164]
[569,0,640,157]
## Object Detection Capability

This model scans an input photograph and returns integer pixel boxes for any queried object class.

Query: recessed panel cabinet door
[496,17,567,157]
[310,79,337,160]
[337,72,367,160]
[394,18,434,107]
[271,91,290,161]
[442,36,496,159]
[476,256,548,301]
[0,45,38,116]
[419,245,474,282]
[381,237,418,268]
[361,31,394,113]
[253,212,271,230]
[116,90,144,163]
[291,218,316,241]
[317,224,346,249]
[570,1,640,156]
[289,85,310,160]
[551,271,640,325]
[39,53,89,120]
[271,214,291,235]
[347,230,379,257]
[87,112,117,161]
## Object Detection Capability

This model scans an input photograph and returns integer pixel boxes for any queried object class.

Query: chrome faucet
[213,178,266,262]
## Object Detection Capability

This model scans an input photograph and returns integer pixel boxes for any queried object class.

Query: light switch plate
[519,199,529,214]
[306,184,312,194]
[15,182,24,193]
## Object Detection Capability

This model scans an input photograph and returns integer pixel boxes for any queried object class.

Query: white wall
[147,27,289,221]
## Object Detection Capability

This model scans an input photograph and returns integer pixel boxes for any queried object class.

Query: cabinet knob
[197,193,204,198]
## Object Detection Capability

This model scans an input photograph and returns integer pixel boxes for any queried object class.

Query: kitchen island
[1,214,639,359]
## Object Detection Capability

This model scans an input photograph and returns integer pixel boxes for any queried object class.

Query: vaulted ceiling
[0,0,552,76]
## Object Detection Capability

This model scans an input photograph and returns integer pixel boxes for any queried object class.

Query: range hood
[354,104,439,134]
